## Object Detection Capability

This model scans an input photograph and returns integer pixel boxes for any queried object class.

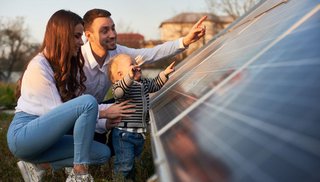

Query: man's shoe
[17,161,45,182]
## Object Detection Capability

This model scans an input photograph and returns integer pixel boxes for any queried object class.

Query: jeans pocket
[119,131,127,140]
[120,131,135,142]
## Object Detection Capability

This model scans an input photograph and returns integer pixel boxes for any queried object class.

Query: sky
[0,0,209,43]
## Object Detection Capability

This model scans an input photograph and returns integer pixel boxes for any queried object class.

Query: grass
[0,112,155,181]
[0,113,21,181]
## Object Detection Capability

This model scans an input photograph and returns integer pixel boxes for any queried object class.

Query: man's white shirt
[81,38,186,133]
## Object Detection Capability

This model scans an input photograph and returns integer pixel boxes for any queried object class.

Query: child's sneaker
[65,169,94,182]
[17,161,45,182]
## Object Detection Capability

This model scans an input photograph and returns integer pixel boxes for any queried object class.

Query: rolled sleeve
[96,118,107,134]
[96,104,111,133]
[178,37,188,49]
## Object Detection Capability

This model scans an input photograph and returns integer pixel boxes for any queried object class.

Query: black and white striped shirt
[113,72,168,133]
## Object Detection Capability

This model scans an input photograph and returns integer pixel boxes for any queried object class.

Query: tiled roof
[117,33,144,40]
[117,33,145,48]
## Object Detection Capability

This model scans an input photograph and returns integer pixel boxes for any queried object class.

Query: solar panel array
[149,0,320,181]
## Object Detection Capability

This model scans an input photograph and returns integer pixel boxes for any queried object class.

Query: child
[107,53,175,180]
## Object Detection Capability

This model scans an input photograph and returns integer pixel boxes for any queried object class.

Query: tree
[0,17,39,83]
[205,0,260,20]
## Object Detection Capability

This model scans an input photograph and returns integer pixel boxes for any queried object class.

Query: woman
[6,10,110,182]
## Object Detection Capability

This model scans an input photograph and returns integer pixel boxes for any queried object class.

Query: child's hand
[128,65,135,79]
[135,55,145,66]
[164,61,175,76]
[129,65,141,79]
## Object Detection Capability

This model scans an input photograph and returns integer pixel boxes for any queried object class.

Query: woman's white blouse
[16,53,62,116]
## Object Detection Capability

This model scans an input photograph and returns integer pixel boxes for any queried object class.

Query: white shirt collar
[81,41,99,69]
[81,41,112,69]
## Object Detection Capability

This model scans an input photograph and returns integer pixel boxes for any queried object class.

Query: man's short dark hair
[83,9,112,31]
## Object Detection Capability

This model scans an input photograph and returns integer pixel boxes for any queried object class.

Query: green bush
[0,82,17,110]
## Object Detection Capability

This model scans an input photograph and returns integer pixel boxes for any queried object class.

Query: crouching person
[6,9,110,182]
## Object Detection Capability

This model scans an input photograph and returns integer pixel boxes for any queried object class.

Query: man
[81,8,207,143]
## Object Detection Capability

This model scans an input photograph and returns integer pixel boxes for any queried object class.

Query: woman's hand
[106,117,121,129]
[99,100,135,119]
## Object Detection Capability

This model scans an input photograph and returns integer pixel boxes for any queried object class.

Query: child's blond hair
[107,54,133,83]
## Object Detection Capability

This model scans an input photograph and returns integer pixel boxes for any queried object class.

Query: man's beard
[108,45,117,50]
[105,38,117,50]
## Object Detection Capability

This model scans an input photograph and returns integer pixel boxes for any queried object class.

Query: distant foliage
[0,17,40,83]
[0,82,16,110]
[206,0,260,20]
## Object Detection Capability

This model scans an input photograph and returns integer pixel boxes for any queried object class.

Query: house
[159,12,233,56]
[117,33,145,48]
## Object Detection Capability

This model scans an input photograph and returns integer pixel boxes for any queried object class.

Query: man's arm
[182,16,207,47]
[115,16,207,65]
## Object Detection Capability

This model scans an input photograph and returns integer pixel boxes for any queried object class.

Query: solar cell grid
[149,0,320,181]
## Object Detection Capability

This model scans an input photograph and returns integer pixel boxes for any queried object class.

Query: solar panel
[149,0,320,181]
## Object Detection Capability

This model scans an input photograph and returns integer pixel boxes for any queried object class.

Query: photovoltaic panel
[152,0,318,131]
[149,0,320,181]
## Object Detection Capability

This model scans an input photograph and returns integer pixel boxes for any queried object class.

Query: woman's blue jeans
[7,95,110,170]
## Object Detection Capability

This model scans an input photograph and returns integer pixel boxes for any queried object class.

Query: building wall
[160,20,231,56]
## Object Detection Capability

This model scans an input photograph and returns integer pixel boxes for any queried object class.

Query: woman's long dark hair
[16,10,86,102]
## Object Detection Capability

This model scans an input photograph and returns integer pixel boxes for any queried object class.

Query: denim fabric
[112,128,145,178]
[7,95,110,170]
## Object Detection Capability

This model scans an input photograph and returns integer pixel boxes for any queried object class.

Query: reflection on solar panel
[149,0,320,181]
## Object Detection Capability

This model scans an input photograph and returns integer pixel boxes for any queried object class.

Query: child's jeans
[7,95,110,170]
[112,128,145,178]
